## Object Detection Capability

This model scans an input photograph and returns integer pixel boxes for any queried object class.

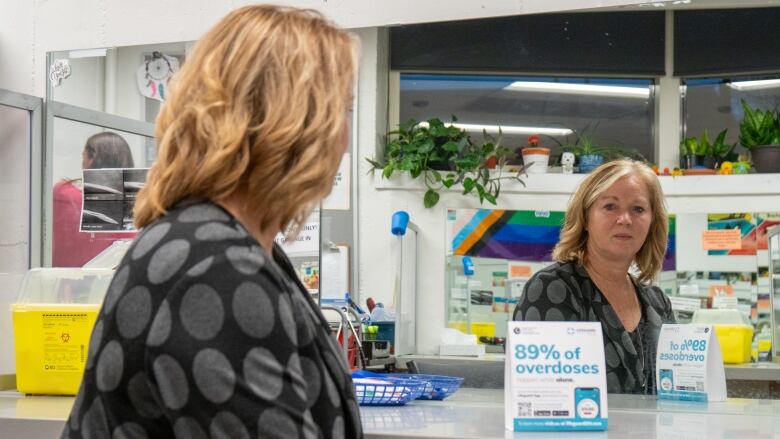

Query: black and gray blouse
[513,261,675,395]
[62,201,363,439]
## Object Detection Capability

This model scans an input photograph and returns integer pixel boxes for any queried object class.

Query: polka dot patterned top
[62,201,363,439]
[512,261,675,395]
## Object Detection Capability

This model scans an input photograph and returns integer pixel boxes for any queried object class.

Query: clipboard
[320,243,350,302]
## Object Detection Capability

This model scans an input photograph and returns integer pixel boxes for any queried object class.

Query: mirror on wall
[47,42,193,125]
[45,41,359,296]
[444,207,779,358]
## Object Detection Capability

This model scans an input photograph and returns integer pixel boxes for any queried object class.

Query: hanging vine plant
[366,117,527,208]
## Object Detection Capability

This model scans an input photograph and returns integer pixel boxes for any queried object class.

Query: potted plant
[519,135,551,173]
[679,129,736,170]
[367,117,526,208]
[545,124,645,173]
[571,135,606,173]
[739,99,780,173]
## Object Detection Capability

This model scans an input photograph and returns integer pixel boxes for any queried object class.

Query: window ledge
[373,171,780,197]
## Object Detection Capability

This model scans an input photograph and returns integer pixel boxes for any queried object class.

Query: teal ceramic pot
[579,154,604,173]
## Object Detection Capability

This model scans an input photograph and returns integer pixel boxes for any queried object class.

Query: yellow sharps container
[10,268,114,395]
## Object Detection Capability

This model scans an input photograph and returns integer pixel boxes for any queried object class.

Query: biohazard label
[42,313,89,372]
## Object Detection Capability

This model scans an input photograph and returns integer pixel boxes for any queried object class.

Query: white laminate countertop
[2,389,780,438]
[360,389,780,438]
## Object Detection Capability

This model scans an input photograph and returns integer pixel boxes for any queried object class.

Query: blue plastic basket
[352,376,423,406]
[386,373,464,400]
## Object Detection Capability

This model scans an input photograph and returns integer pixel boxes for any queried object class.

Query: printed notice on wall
[275,210,319,257]
[701,229,742,250]
[80,168,148,232]
[322,153,350,210]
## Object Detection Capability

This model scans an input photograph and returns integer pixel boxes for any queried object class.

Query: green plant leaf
[365,157,384,169]
[382,164,394,179]
[399,156,415,171]
[423,189,440,208]
[454,158,480,170]
[442,178,455,188]
[442,140,459,152]
[463,177,475,194]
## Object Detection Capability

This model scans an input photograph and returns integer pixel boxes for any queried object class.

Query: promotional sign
[505,321,608,431]
[656,324,726,402]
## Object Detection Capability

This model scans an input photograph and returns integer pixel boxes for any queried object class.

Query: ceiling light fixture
[504,81,650,99]
[727,79,780,91]
[418,121,572,137]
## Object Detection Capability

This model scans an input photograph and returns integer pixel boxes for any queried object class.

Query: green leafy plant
[366,117,526,208]
[739,99,780,149]
[545,124,646,163]
[680,129,736,158]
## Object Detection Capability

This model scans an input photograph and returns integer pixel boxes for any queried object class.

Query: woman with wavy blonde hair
[64,5,363,438]
[514,160,675,395]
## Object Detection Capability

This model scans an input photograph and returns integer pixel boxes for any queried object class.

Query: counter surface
[361,389,780,438]
[2,389,779,438]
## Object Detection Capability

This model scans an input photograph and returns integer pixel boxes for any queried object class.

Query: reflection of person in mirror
[513,160,675,394]
[63,5,362,439]
[52,131,136,267]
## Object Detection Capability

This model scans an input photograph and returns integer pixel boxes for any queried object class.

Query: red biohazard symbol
[61,333,70,343]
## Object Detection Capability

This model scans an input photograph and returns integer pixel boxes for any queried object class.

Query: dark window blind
[390,12,665,76]
[675,8,780,76]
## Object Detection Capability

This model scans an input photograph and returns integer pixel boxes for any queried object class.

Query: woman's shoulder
[531,261,587,282]
[123,200,280,286]
[525,261,590,299]
[53,179,81,197]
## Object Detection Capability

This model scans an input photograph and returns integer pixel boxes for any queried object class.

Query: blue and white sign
[656,324,726,402]
[505,321,608,431]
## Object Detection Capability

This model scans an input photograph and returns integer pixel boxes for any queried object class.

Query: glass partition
[0,104,32,272]
[683,75,780,161]
[446,207,778,360]
[45,42,360,300]
[0,89,42,374]
[44,102,155,267]
[399,73,656,163]
[769,227,780,362]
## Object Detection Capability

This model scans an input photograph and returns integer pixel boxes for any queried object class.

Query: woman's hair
[552,159,668,283]
[134,5,358,237]
[84,132,134,169]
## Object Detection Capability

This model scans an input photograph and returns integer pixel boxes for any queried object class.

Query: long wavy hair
[134,5,357,238]
[552,160,668,283]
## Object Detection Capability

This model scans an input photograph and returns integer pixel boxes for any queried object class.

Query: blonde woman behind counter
[513,160,675,395]
[62,5,362,439]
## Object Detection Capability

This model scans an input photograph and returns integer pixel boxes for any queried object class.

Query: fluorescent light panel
[727,79,780,91]
[68,48,108,59]
[504,81,650,99]
[418,121,572,137]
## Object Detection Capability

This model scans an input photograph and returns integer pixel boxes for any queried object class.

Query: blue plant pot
[579,154,604,173]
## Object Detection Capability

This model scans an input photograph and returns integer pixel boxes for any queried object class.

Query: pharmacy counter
[361,388,780,438]
[398,354,780,399]
[3,389,780,438]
